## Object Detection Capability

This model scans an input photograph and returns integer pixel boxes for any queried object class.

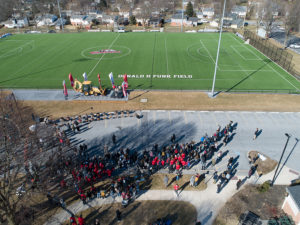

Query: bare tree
[281,0,300,48]
[0,92,59,225]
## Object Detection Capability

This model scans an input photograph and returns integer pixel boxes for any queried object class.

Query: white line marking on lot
[184,111,187,124]
[153,111,156,124]
[200,40,219,70]
[197,112,203,125]
[239,113,249,126]
[142,110,150,112]
[105,119,107,128]
[164,38,169,75]
[214,111,224,113]
[267,113,279,126]
[253,113,263,124]
[212,113,218,126]
[157,110,166,112]
[168,111,171,123]
[186,110,195,113]
[172,110,180,112]
[87,33,120,78]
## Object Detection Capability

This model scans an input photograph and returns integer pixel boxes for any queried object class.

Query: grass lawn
[0,32,299,92]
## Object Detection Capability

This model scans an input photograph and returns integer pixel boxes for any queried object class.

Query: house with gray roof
[282,185,300,225]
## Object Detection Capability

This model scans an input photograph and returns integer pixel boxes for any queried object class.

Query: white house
[171,14,198,27]
[282,186,300,225]
[3,20,16,28]
[101,15,115,24]
[119,10,131,19]
[70,15,87,26]
[210,20,219,27]
[196,11,204,19]
[231,5,247,17]
[202,7,214,18]
[3,18,29,28]
[17,18,29,27]
[171,14,187,26]
[37,14,58,27]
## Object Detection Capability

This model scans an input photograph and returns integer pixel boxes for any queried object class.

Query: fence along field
[0,32,299,93]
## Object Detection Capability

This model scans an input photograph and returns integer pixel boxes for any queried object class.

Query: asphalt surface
[69,110,300,173]
[12,89,127,101]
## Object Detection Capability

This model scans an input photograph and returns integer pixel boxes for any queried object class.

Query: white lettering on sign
[117,74,193,79]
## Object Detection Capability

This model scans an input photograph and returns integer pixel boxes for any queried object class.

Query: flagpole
[208,0,226,98]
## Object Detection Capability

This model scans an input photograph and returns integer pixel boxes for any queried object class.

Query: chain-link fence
[244,30,300,80]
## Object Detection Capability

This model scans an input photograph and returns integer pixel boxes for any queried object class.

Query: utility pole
[57,0,64,32]
[208,0,226,98]
[181,0,184,32]
[271,133,291,186]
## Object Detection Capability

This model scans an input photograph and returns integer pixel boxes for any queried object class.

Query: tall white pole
[57,0,64,32]
[210,0,226,97]
[181,0,184,32]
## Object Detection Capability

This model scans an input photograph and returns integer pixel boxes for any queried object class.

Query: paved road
[70,110,300,173]
[12,89,127,101]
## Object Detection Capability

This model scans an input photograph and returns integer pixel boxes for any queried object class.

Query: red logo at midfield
[90,49,121,54]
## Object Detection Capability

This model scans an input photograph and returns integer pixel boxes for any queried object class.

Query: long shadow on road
[85,118,197,157]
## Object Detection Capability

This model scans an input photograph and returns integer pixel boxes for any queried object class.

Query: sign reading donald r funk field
[117,75,193,79]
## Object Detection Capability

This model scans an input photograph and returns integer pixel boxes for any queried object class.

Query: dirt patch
[248,151,277,175]
[213,184,286,225]
[62,200,197,225]
[21,92,300,119]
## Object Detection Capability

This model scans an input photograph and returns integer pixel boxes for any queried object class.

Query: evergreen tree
[186,1,194,17]
[129,15,136,25]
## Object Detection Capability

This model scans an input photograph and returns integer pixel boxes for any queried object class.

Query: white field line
[88,33,120,78]
[209,34,249,79]
[164,38,169,75]
[0,40,34,58]
[230,34,300,91]
[4,39,70,79]
[230,45,260,61]
[199,40,219,70]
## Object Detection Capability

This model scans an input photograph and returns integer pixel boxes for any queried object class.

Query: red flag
[97,74,101,83]
[63,80,68,97]
[69,73,74,87]
[123,74,128,83]
[122,81,127,98]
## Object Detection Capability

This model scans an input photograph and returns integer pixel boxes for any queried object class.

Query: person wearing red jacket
[173,183,179,197]
[78,215,84,225]
[175,163,180,171]
[70,216,77,225]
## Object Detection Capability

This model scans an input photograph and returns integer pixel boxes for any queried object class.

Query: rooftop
[287,185,300,210]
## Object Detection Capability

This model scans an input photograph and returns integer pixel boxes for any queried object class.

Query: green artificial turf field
[0,32,299,92]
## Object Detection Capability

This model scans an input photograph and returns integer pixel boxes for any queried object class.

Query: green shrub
[257,181,270,193]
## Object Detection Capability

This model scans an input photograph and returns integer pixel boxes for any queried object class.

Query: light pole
[181,0,184,32]
[271,133,291,186]
[208,0,227,98]
[57,0,64,32]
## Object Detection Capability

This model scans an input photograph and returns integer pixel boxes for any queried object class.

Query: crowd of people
[52,118,240,224]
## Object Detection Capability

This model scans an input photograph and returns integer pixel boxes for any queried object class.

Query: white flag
[83,72,87,81]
